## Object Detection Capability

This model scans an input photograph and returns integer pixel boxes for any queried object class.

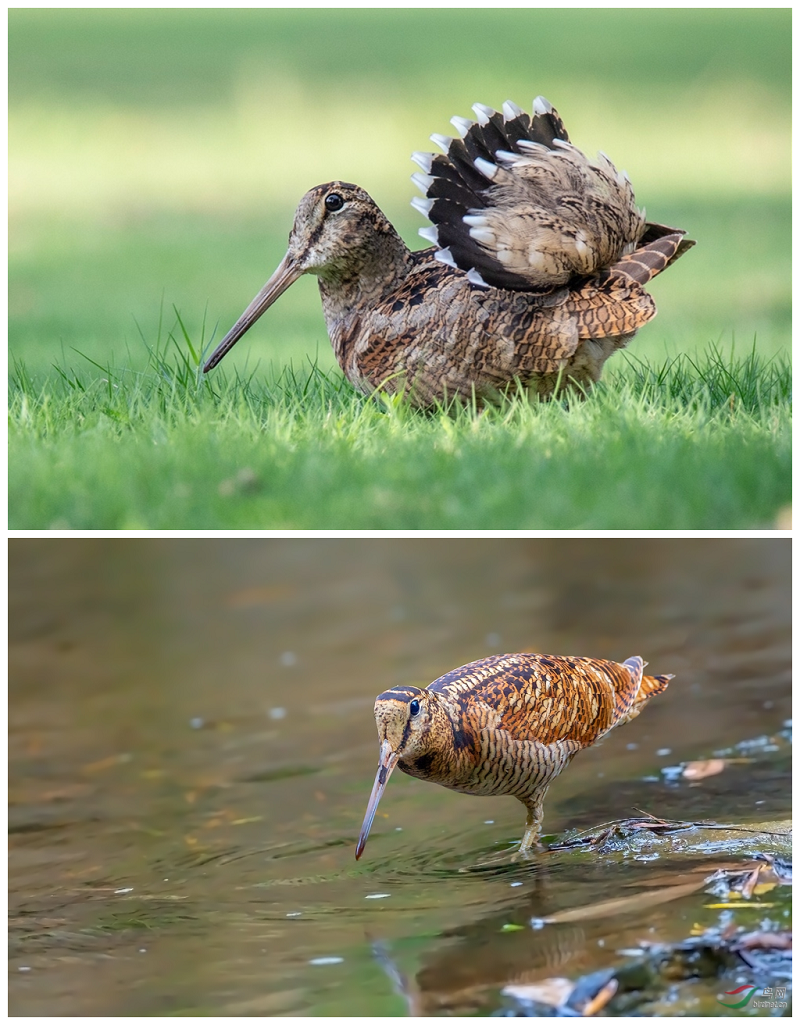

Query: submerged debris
[705,852,793,900]
[681,758,728,780]
[495,852,792,1017]
[547,814,696,851]
[548,814,791,854]
[503,971,620,1017]
[495,927,792,1016]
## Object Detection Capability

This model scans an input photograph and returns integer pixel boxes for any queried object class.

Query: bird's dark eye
[409,699,420,716]
[325,192,344,212]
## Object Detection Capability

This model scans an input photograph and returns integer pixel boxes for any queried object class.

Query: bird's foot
[510,841,546,863]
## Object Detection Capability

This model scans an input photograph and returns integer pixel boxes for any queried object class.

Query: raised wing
[411,97,690,292]
[429,652,671,747]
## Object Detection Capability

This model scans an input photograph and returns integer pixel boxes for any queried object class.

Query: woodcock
[204,96,693,408]
[356,652,672,858]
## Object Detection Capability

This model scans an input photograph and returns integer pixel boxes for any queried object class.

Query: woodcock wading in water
[204,97,693,407]
[356,652,672,858]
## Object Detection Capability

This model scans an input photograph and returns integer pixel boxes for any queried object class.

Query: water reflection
[8,539,791,1015]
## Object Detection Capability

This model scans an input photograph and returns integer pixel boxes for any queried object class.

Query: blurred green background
[9,9,790,379]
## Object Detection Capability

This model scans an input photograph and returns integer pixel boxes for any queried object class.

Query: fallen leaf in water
[82,753,131,774]
[682,759,726,780]
[623,863,737,889]
[503,977,574,1007]
[542,879,705,924]
[736,931,792,951]
[704,902,776,909]
[754,852,792,884]
[583,978,618,1016]
[710,855,791,900]
[738,864,762,898]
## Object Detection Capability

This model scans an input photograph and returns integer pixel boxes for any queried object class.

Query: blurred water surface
[9,9,790,376]
[8,539,791,1014]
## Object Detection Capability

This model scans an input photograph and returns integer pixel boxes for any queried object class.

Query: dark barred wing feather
[411,97,693,292]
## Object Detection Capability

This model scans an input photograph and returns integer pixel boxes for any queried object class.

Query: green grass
[8,9,791,529]
[9,10,790,107]
[9,336,791,530]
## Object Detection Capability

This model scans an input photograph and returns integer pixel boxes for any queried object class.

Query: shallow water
[8,539,791,1015]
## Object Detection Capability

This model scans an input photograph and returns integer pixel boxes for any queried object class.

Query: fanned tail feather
[611,233,695,286]
[567,232,695,341]
[411,96,693,296]
[644,673,674,697]
[611,656,672,728]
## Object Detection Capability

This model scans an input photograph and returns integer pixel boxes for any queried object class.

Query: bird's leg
[517,792,547,855]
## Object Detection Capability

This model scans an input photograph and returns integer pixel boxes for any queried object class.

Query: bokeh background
[9,9,790,379]
[9,538,791,1015]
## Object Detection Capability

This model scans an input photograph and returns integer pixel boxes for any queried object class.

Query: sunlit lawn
[8,9,791,529]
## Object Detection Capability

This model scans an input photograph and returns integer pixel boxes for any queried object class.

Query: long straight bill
[355,742,398,860]
[202,253,302,372]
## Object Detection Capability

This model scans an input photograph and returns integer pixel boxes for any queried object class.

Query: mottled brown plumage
[356,652,672,858]
[204,96,694,408]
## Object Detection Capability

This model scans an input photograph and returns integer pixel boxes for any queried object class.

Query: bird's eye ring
[409,698,420,716]
[325,192,345,212]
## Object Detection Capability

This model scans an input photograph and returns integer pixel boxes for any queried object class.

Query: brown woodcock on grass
[355,652,672,858]
[203,97,694,408]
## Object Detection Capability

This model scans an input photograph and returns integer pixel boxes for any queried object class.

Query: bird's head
[355,686,441,859]
[202,182,397,373]
[286,182,395,275]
